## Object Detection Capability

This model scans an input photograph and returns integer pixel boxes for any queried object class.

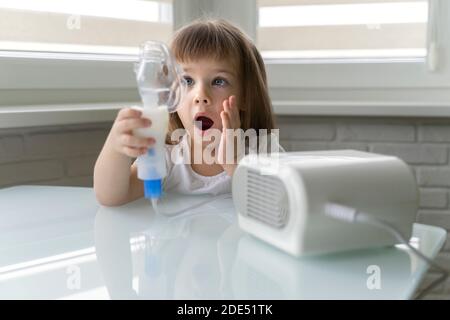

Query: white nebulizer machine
[232,150,419,256]
[232,150,450,298]
[133,41,183,210]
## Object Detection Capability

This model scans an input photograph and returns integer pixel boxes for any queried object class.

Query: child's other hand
[218,96,241,176]
[220,95,241,131]
[109,107,155,158]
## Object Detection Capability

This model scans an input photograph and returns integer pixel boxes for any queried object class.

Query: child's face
[176,58,239,145]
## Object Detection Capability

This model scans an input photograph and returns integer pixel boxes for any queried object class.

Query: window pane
[257,0,428,59]
[0,0,173,55]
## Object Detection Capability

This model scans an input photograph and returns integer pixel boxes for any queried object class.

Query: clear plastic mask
[134,41,183,113]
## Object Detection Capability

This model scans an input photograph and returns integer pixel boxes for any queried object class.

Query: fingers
[115,107,151,133]
[120,135,155,157]
[220,109,231,130]
[111,107,156,158]
[120,134,155,149]
[122,146,148,158]
[116,118,151,133]
[117,107,142,121]
[222,96,241,129]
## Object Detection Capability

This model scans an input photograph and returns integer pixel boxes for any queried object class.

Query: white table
[0,186,446,299]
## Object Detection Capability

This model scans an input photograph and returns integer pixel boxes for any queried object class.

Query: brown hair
[167,18,276,144]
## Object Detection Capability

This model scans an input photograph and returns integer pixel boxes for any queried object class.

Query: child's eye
[182,76,194,86]
[213,78,227,86]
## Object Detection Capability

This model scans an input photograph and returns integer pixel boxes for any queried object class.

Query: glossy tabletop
[0,186,446,299]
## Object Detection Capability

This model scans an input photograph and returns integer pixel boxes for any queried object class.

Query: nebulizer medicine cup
[132,41,184,213]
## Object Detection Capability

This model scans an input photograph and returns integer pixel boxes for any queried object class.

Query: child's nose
[194,96,209,105]
[193,91,210,105]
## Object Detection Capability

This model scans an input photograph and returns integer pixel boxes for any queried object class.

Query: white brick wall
[419,189,448,209]
[338,123,415,142]
[0,123,110,188]
[1,115,450,299]
[418,168,450,187]
[371,144,448,165]
[0,160,64,185]
[419,125,450,142]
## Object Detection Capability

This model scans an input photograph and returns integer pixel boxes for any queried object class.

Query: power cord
[324,202,449,300]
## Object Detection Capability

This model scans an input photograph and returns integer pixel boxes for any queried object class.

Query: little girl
[94,19,280,206]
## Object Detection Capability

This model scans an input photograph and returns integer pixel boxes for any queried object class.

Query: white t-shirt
[162,133,284,196]
[163,135,231,195]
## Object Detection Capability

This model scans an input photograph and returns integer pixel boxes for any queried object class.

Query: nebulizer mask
[133,41,183,212]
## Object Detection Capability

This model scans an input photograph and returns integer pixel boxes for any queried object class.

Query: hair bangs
[171,20,240,66]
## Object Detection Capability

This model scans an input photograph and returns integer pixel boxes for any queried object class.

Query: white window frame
[1,0,450,129]
[259,0,450,117]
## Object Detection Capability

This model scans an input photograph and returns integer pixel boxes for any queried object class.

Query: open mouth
[194,115,214,131]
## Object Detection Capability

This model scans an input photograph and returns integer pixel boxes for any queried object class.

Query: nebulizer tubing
[133,41,183,213]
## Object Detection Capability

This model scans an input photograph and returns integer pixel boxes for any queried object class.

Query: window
[0,0,173,56]
[257,0,429,60]
[0,0,175,115]
[253,0,450,115]
[1,0,450,125]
